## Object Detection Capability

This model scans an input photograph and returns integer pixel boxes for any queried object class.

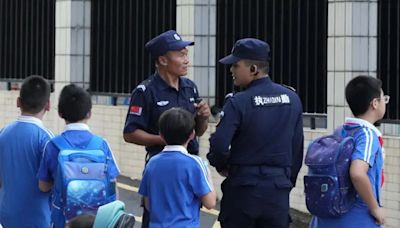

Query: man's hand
[218,169,229,177]
[370,207,385,225]
[194,100,211,121]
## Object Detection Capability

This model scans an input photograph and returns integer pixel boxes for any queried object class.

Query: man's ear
[250,65,258,75]
[158,56,168,66]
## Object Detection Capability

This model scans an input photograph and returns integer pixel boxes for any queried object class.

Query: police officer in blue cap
[207,38,304,228]
[123,30,211,227]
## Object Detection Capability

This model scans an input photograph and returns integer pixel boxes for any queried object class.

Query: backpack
[93,200,136,228]
[52,135,116,222]
[303,127,358,217]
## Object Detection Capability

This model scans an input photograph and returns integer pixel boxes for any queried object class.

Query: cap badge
[173,34,181,40]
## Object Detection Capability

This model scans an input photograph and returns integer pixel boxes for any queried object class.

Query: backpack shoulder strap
[85,135,104,150]
[333,126,344,137]
[52,136,72,151]
[333,125,362,138]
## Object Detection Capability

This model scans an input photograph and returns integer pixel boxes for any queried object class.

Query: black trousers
[219,166,293,228]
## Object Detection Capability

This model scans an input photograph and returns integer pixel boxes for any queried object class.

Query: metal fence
[90,0,176,95]
[0,0,55,82]
[1,0,398,122]
[378,0,400,121]
[216,0,327,114]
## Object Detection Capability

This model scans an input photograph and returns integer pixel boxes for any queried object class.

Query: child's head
[18,75,51,114]
[345,75,387,120]
[58,84,92,123]
[66,214,95,228]
[158,107,195,145]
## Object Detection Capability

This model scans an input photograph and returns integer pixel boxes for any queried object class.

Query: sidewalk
[116,176,311,228]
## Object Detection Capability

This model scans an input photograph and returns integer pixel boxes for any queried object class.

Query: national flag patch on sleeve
[129,105,142,116]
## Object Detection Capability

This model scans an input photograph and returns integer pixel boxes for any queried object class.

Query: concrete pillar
[176,0,217,106]
[54,0,91,130]
[55,0,91,95]
[327,0,378,131]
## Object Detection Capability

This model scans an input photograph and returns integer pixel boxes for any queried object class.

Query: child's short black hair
[345,75,382,116]
[158,107,195,145]
[66,214,95,228]
[19,75,50,114]
[58,84,92,123]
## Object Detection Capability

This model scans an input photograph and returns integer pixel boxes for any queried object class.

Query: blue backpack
[52,135,116,222]
[304,127,358,217]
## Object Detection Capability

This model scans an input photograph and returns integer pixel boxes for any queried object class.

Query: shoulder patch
[252,94,291,107]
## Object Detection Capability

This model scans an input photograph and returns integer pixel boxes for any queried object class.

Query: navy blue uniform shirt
[207,77,304,185]
[124,73,200,155]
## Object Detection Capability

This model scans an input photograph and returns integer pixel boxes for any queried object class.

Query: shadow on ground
[290,208,311,228]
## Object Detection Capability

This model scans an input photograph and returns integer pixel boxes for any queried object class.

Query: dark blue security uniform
[123,72,200,156]
[123,30,201,228]
[207,38,304,228]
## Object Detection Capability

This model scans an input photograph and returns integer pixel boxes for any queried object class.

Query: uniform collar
[162,145,188,154]
[63,123,91,132]
[154,73,191,91]
[17,115,44,127]
[344,117,382,137]
[247,76,271,88]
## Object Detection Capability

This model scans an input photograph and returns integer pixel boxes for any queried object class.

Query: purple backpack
[304,127,358,217]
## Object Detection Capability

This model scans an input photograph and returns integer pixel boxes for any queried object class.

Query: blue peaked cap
[219,38,271,64]
[145,30,194,58]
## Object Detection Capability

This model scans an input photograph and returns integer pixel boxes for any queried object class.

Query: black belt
[229,165,289,176]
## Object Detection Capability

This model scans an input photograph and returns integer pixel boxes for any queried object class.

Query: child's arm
[143,197,150,211]
[110,179,119,198]
[350,160,385,225]
[38,180,53,192]
[37,142,55,193]
[200,166,217,210]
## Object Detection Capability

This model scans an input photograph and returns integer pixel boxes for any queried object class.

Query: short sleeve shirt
[0,116,54,228]
[343,117,384,206]
[139,145,212,228]
[123,73,201,155]
[311,117,385,228]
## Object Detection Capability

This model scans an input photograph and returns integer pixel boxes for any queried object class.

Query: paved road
[116,176,220,228]
[116,176,310,228]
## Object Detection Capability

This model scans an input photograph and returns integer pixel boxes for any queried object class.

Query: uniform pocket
[274,177,293,189]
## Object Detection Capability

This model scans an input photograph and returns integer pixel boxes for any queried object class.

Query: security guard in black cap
[207,38,304,228]
[123,30,211,228]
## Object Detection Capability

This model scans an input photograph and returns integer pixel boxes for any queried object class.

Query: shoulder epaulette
[281,84,296,92]
[135,79,152,92]
[224,92,234,100]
